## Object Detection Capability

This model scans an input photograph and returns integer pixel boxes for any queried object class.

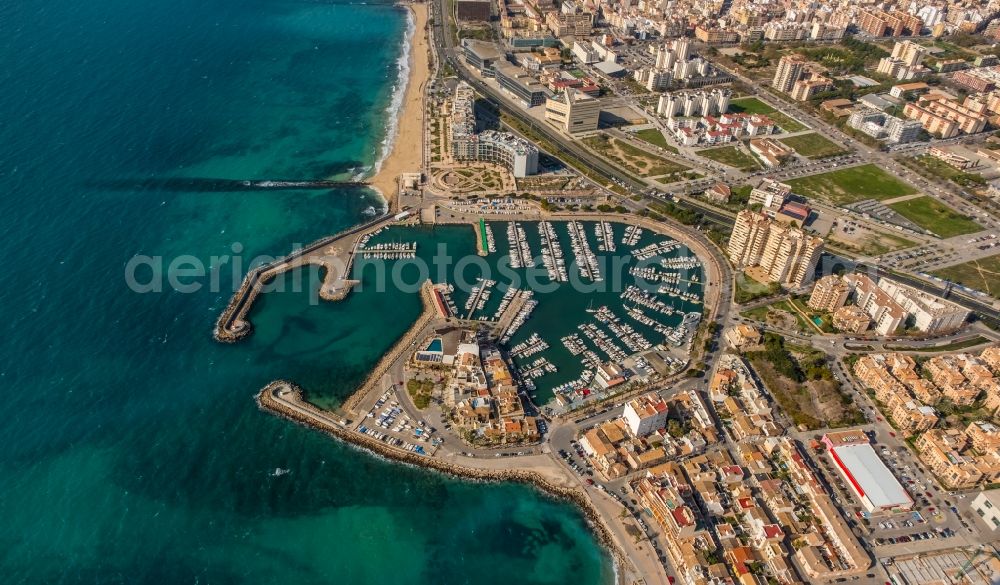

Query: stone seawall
[213,213,394,343]
[256,381,630,575]
[341,280,437,415]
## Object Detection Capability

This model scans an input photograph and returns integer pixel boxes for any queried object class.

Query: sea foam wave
[367,6,415,189]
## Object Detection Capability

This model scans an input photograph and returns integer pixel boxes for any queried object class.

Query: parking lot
[355,390,441,456]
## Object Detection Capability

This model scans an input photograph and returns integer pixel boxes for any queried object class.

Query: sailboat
[585,299,597,314]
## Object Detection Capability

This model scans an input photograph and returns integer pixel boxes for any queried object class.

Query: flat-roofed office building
[544,89,600,133]
[494,63,548,107]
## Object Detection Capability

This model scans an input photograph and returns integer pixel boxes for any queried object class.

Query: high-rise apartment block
[728,210,823,288]
[844,273,969,335]
[858,9,923,37]
[772,55,805,93]
[877,41,929,80]
[844,274,907,336]
[656,88,730,118]
[450,82,539,177]
[903,94,988,138]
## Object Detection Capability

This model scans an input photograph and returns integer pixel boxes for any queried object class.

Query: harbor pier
[213,213,395,343]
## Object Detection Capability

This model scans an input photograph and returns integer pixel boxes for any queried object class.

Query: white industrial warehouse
[823,431,913,513]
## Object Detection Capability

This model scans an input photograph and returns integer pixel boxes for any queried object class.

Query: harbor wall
[213,213,394,343]
[256,380,631,576]
[341,279,438,415]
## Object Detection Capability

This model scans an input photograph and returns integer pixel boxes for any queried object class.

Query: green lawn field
[786,164,917,205]
[728,97,805,131]
[697,146,761,170]
[888,196,982,238]
[728,97,775,114]
[932,254,1000,298]
[767,111,807,132]
[631,128,677,153]
[779,133,848,159]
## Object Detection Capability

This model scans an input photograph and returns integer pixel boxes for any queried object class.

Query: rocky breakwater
[256,379,631,578]
[341,279,437,415]
[213,213,392,343]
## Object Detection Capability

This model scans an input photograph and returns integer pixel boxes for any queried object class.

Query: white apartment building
[877,279,970,334]
[844,274,906,336]
[971,490,1000,531]
[656,88,730,118]
[623,393,669,437]
[749,178,791,217]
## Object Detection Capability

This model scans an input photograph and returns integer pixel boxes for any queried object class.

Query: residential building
[953,67,1000,93]
[450,82,538,177]
[623,393,669,437]
[971,490,1000,531]
[833,305,871,333]
[703,182,730,204]
[849,108,890,139]
[966,421,1000,454]
[811,22,846,41]
[728,210,823,288]
[473,131,539,177]
[808,275,850,312]
[693,25,739,44]
[844,274,906,336]
[858,9,922,37]
[877,278,970,333]
[885,116,924,144]
[790,74,834,101]
[903,93,989,138]
[656,88,730,118]
[748,178,790,216]
[772,55,805,93]
[724,324,762,352]
[749,138,794,168]
[544,88,600,134]
[890,400,939,433]
[667,112,773,146]
[916,429,985,489]
[545,4,592,39]
[877,41,929,80]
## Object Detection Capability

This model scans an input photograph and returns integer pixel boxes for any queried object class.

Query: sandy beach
[368,2,430,209]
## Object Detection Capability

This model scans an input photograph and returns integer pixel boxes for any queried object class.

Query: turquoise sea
[0,0,614,583]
